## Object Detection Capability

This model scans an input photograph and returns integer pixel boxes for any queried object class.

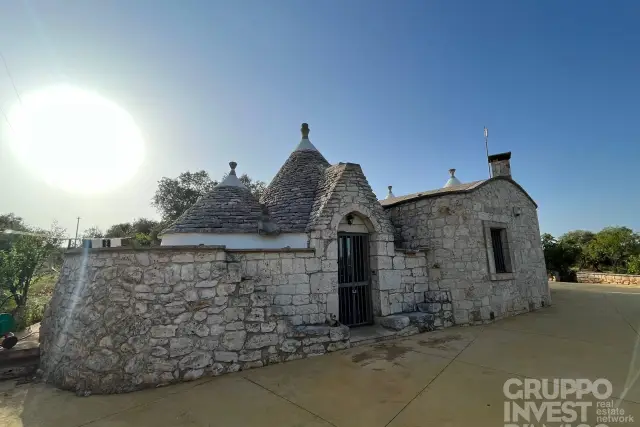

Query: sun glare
[5,84,144,194]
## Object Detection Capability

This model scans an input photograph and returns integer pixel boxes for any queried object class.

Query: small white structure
[443,168,462,187]
[385,185,395,199]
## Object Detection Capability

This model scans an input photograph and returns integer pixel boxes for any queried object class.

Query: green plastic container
[0,313,15,335]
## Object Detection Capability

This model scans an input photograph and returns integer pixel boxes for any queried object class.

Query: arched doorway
[337,213,373,326]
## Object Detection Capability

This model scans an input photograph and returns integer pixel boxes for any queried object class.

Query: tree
[542,233,580,281]
[557,230,595,269]
[151,170,267,222]
[0,213,27,232]
[583,227,640,272]
[559,230,596,247]
[0,222,66,325]
[131,218,159,235]
[152,171,218,222]
[105,222,134,238]
[0,213,28,250]
[82,226,104,238]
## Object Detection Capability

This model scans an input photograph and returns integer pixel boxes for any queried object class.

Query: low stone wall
[39,246,349,394]
[576,271,640,286]
[422,290,454,327]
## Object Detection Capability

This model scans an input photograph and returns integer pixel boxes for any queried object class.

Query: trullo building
[40,123,549,394]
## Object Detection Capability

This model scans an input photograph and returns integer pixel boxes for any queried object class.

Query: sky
[0,0,639,238]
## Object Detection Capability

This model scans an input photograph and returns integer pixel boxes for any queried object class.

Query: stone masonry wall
[386,179,549,325]
[39,247,349,394]
[306,162,427,318]
[577,271,640,286]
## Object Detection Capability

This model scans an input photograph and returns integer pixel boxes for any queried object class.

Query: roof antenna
[484,127,491,178]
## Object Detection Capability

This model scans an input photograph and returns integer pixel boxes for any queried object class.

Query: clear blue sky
[1,0,638,237]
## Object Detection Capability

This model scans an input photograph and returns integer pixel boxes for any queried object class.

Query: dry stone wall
[386,179,549,325]
[39,247,349,394]
[576,271,640,286]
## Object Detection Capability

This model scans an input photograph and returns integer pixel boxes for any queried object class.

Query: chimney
[488,152,512,178]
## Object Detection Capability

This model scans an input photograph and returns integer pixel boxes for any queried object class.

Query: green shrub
[627,255,640,275]
[0,273,57,330]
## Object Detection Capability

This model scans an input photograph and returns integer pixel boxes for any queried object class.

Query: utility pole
[484,127,491,178]
[74,217,81,248]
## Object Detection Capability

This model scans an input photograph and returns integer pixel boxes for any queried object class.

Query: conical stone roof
[260,123,330,232]
[162,162,279,235]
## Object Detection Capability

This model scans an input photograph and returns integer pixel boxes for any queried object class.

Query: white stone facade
[386,178,550,324]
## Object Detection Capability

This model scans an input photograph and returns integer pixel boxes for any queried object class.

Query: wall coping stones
[66,245,227,254]
[577,271,640,279]
[576,271,640,286]
[227,248,315,254]
[65,246,315,255]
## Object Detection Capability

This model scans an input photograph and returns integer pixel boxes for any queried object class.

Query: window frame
[483,221,515,281]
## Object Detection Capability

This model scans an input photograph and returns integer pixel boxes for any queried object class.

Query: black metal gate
[337,233,373,326]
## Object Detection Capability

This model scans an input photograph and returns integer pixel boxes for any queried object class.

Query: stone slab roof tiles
[260,124,330,232]
[380,176,538,208]
[162,162,279,235]
[380,180,487,207]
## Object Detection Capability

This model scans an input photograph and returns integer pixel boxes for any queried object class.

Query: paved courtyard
[1,282,639,427]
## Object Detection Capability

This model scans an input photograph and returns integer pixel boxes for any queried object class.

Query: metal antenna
[74,217,81,247]
[0,51,23,105]
[484,127,491,178]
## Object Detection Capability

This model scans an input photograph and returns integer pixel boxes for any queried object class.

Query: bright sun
[5,84,145,194]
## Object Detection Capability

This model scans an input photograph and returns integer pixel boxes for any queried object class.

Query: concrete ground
[1,282,640,427]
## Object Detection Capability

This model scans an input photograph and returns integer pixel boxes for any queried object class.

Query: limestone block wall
[371,248,428,316]
[306,162,425,318]
[386,179,549,325]
[39,246,349,394]
[576,271,640,286]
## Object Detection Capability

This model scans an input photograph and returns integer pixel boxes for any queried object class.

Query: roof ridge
[380,177,537,208]
[306,164,347,230]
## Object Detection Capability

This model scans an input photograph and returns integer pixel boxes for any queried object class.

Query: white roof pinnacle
[444,168,462,188]
[294,123,320,152]
[218,161,246,187]
[385,185,396,199]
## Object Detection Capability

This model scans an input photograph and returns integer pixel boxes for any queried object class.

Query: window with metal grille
[490,228,509,273]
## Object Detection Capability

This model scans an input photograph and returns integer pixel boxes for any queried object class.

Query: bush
[627,255,640,275]
[0,273,57,330]
[16,296,48,330]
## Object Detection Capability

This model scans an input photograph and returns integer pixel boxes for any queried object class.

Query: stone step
[417,302,435,313]
[376,315,410,331]
[406,311,434,324]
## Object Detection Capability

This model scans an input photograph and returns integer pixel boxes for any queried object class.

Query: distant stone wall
[386,178,550,325]
[39,246,349,394]
[576,271,640,286]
